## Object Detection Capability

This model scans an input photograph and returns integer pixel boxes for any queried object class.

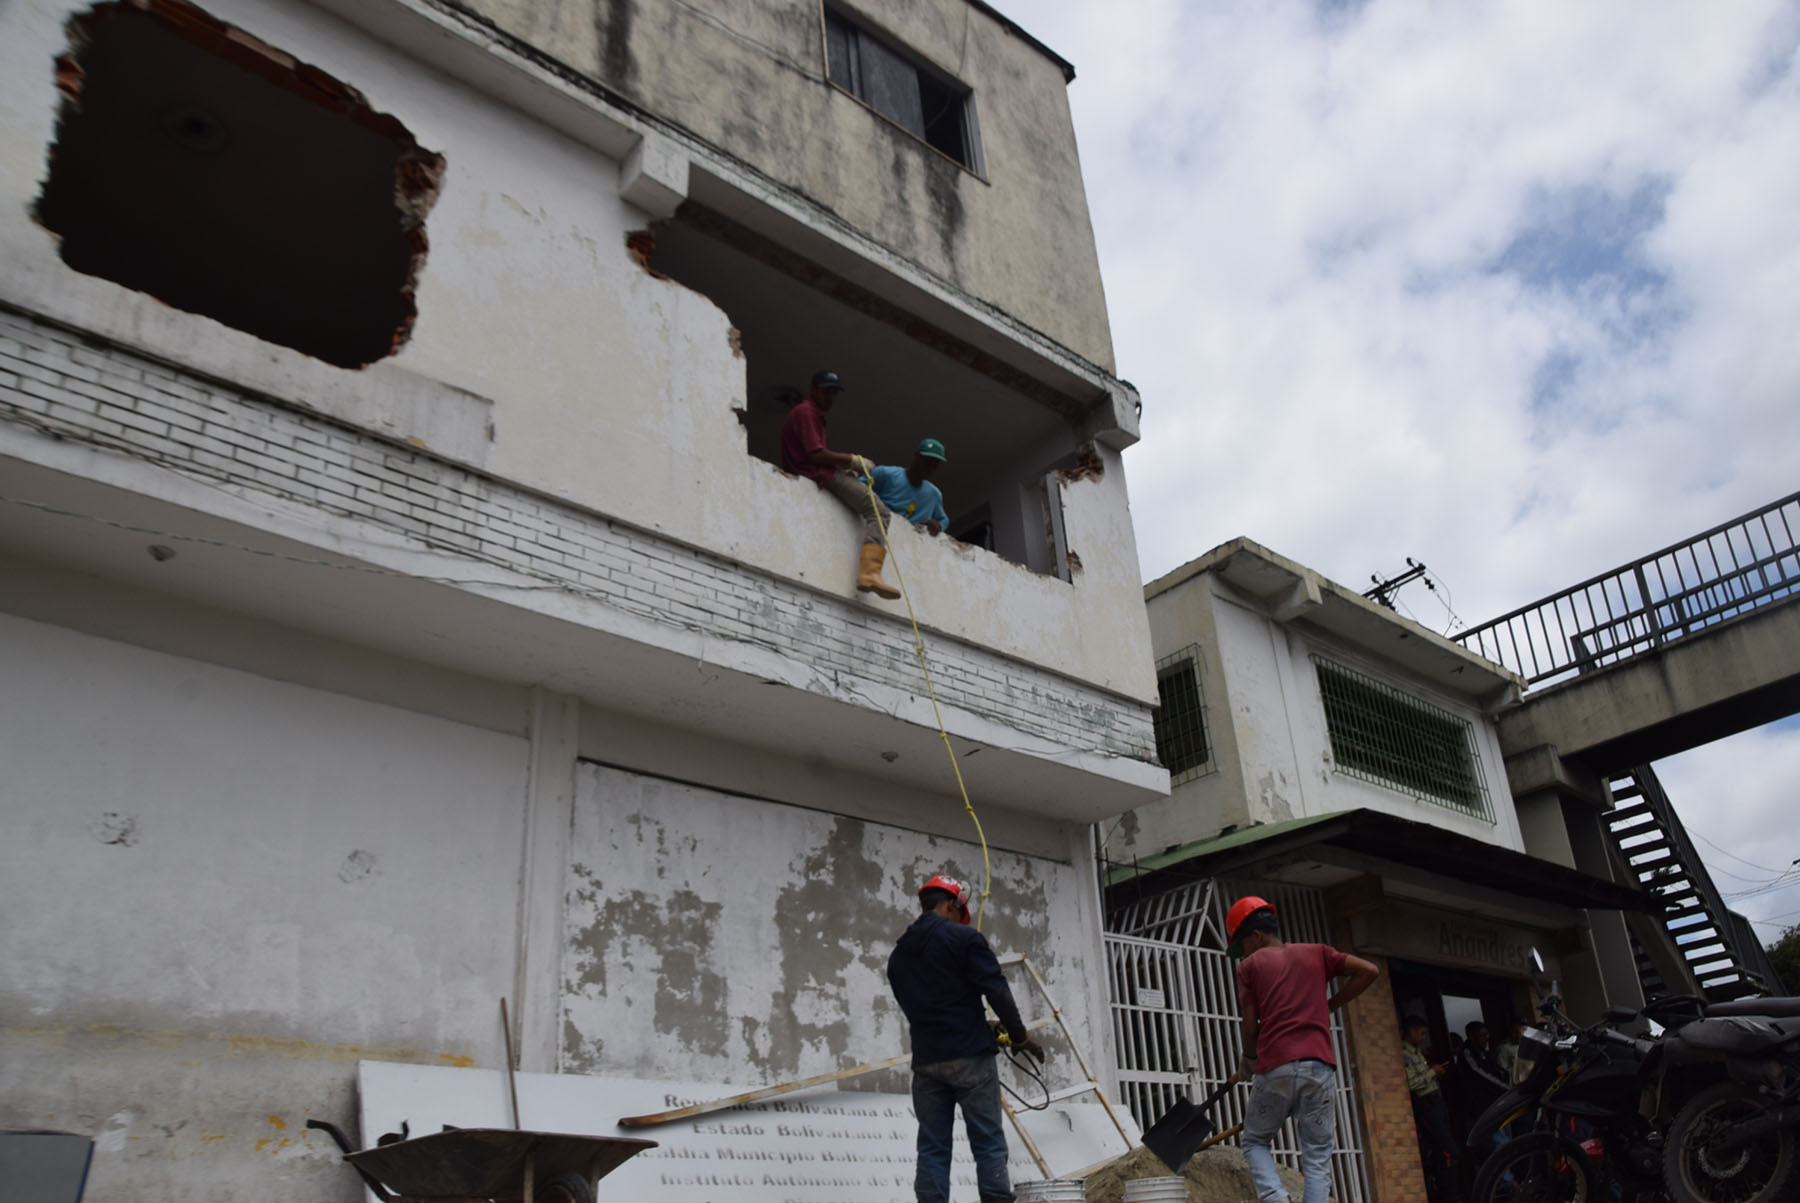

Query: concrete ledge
[1504,743,1607,810]
[619,132,689,220]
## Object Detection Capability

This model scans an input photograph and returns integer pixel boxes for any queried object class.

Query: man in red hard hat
[887,873,1044,1203]
[1229,895,1379,1203]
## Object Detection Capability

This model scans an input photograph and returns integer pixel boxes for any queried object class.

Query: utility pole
[1365,559,1429,610]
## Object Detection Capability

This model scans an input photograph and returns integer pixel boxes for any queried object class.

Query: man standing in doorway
[777,370,899,599]
[887,873,1043,1203]
[1229,896,1380,1203]
[1457,1020,1510,1147]
[1404,1015,1461,1203]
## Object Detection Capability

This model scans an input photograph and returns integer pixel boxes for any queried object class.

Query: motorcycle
[1468,955,1699,1203]
[1639,993,1800,1203]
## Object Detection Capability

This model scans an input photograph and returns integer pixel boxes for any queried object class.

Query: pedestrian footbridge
[1457,491,1800,1000]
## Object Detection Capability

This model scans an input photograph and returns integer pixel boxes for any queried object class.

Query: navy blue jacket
[886,912,1028,1065]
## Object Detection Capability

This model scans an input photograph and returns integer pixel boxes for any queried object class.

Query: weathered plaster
[561,764,1105,1088]
[454,0,1113,370]
[0,0,1156,706]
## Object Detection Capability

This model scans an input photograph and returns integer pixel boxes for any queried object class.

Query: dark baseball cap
[916,438,947,462]
[811,370,842,389]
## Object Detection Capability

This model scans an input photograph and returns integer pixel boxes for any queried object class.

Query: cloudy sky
[1025,1,1800,953]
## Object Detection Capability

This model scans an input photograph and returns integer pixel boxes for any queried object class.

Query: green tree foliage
[1767,925,1800,995]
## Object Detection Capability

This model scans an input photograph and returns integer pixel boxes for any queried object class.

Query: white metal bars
[1102,877,1370,1203]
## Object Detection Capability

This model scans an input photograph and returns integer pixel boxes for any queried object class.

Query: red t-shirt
[1236,942,1348,1070]
[780,399,834,485]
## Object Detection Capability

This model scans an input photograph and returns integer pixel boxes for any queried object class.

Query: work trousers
[911,1055,1013,1203]
[821,468,890,544]
[1411,1090,1461,1203]
[1242,1059,1336,1203]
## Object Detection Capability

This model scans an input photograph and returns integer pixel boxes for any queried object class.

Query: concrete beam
[619,132,689,220]
[1270,573,1324,624]
[1497,598,1800,772]
[1504,744,1607,810]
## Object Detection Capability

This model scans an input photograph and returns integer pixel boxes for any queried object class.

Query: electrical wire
[1688,827,1795,875]
[1000,1048,1051,1111]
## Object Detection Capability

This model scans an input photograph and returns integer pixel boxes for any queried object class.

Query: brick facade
[1340,949,1430,1203]
[0,305,1154,763]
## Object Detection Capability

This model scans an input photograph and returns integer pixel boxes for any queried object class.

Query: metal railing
[1456,491,1800,688]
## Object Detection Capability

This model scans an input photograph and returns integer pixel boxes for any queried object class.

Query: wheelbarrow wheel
[538,1170,595,1203]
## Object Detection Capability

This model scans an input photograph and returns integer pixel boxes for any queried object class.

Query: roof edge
[966,0,1077,82]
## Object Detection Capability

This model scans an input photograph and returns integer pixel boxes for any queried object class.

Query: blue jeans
[1242,1058,1336,1203]
[912,1055,1013,1203]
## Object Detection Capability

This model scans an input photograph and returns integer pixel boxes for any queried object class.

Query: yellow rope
[858,460,993,930]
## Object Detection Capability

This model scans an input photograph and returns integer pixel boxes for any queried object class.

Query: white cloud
[1657,721,1800,946]
[1024,0,1800,955]
[1030,0,1800,614]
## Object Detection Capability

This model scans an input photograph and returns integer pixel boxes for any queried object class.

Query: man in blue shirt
[864,438,951,535]
[888,873,1042,1203]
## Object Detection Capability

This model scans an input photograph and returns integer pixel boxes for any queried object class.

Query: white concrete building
[0,1,1164,1198]
[1099,539,1646,1203]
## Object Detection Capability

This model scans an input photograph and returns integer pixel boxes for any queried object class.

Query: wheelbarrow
[307,1120,655,1203]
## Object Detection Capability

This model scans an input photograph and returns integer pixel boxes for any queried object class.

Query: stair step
[1611,785,1645,802]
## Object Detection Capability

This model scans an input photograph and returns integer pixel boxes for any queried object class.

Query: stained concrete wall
[0,602,1112,1200]
[562,765,1108,1089]
[1113,572,1526,862]
[457,0,1115,371]
[0,0,1155,706]
[0,611,531,1201]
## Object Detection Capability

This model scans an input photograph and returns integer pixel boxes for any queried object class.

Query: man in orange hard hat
[1229,895,1379,1203]
[887,873,1043,1203]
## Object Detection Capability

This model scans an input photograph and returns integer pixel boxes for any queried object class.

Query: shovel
[1142,1071,1242,1174]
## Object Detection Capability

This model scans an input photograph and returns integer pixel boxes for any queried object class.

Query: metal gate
[1104,879,1370,1203]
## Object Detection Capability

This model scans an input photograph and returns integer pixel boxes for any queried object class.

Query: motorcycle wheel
[1472,1133,1596,1203]
[1662,1081,1799,1203]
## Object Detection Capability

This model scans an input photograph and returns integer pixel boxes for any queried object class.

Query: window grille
[1312,657,1491,819]
[1153,647,1213,785]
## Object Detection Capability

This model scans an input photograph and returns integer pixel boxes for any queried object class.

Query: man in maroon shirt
[1230,896,1379,1203]
[778,370,899,600]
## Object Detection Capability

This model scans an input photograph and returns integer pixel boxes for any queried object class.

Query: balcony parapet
[0,307,1156,794]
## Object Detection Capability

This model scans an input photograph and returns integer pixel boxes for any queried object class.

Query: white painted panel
[358,1060,1133,1201]
[562,764,1108,1095]
[0,610,528,1047]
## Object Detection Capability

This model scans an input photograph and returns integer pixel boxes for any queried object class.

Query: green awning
[1105,807,1645,913]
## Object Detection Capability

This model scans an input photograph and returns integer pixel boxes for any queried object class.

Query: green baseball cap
[916,438,947,462]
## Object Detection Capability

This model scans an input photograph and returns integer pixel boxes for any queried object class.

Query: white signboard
[1135,988,1166,1010]
[358,1061,1135,1203]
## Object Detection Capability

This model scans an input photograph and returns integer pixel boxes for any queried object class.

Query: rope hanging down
[857,460,993,930]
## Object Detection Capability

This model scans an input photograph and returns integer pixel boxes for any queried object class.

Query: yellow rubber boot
[857,544,901,599]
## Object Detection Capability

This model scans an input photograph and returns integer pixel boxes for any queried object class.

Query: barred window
[1313,657,1491,819]
[1153,647,1213,785]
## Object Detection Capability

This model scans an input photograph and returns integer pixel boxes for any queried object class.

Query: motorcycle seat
[1676,1015,1800,1055]
[1705,995,1800,1019]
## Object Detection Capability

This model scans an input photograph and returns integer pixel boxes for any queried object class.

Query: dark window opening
[1313,657,1491,819]
[645,206,1089,580]
[824,8,979,170]
[1153,648,1213,784]
[36,1,444,369]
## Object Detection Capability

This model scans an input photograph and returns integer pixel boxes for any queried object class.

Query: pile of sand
[1078,1145,1308,1202]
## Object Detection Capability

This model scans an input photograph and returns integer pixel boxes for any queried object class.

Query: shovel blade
[1141,1098,1216,1175]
